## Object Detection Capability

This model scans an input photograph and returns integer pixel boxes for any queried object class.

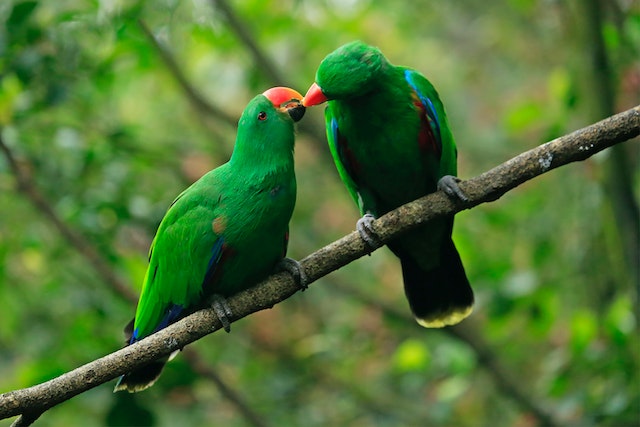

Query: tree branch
[0,106,638,421]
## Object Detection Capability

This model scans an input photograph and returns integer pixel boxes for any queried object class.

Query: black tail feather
[400,238,473,327]
[114,317,170,393]
[114,359,169,393]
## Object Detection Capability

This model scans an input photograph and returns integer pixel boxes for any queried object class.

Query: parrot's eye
[257,111,267,121]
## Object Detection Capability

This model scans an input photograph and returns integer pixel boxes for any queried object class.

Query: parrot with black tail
[303,41,473,328]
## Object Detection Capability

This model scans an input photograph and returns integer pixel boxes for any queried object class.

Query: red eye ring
[258,111,267,121]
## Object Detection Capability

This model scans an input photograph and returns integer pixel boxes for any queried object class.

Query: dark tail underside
[113,318,170,393]
[399,238,474,327]
[113,359,169,393]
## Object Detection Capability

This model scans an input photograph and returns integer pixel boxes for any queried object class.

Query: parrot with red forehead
[303,41,473,328]
[115,87,306,392]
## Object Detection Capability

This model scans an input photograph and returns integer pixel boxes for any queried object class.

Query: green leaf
[570,309,598,353]
[504,101,543,133]
[106,393,156,427]
[7,1,38,29]
[604,297,635,346]
[393,338,430,372]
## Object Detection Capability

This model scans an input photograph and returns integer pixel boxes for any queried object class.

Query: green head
[303,41,388,105]
[232,87,305,163]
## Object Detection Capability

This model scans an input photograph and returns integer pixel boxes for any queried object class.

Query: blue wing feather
[130,236,226,344]
[202,237,225,289]
[148,304,184,337]
[330,118,358,180]
[404,69,442,155]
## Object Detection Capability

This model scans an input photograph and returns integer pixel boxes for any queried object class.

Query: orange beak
[302,82,329,107]
[262,87,304,107]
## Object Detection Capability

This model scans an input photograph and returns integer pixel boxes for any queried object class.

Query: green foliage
[0,0,637,426]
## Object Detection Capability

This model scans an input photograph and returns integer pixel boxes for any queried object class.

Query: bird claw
[357,213,382,249]
[437,175,469,202]
[278,257,308,290]
[211,295,233,333]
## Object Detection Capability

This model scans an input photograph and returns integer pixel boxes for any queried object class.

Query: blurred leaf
[436,376,470,402]
[604,297,636,346]
[569,309,598,354]
[504,101,543,133]
[393,338,430,372]
[6,1,38,32]
[547,66,576,109]
[602,22,620,51]
[0,73,22,124]
[106,393,156,427]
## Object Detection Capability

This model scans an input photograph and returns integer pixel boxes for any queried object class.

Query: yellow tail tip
[114,377,159,393]
[415,305,473,328]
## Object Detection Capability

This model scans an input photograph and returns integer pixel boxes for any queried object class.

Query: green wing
[130,174,224,343]
[324,104,363,212]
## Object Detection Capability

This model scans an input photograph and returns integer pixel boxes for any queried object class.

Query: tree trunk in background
[582,0,639,300]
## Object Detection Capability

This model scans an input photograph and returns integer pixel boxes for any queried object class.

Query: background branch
[208,0,330,146]
[211,0,285,85]
[583,0,640,291]
[0,105,637,422]
[0,140,138,303]
[137,19,238,129]
[181,349,270,427]
[328,279,561,427]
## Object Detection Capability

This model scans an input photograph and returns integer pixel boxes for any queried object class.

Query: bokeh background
[1,0,638,426]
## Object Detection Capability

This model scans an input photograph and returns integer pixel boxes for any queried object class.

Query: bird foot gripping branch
[437,175,469,203]
[210,295,234,333]
[277,257,309,290]
[356,213,383,250]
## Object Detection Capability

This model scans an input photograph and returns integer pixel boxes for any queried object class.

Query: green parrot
[114,87,306,392]
[303,41,473,328]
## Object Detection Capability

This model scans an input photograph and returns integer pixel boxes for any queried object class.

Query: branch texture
[0,105,638,420]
